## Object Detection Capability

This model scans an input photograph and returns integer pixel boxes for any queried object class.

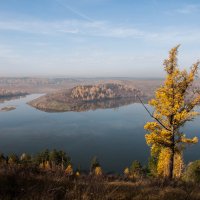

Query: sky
[0,0,200,78]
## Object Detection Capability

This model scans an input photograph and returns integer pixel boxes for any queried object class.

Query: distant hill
[28,83,144,112]
[70,84,140,101]
[1,77,199,97]
[0,89,28,98]
[0,77,163,94]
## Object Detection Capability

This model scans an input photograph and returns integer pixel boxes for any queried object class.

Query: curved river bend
[0,94,199,172]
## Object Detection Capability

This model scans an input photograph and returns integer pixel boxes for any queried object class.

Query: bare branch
[136,95,171,131]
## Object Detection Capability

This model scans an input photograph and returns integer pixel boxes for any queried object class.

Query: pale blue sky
[0,0,200,77]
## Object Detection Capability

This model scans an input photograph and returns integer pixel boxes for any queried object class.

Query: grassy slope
[0,165,200,200]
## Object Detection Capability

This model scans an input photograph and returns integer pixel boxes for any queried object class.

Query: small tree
[183,160,200,183]
[148,156,157,177]
[0,153,6,164]
[57,150,70,170]
[8,154,19,164]
[144,45,200,179]
[65,164,73,176]
[49,149,58,167]
[20,153,31,163]
[124,167,130,177]
[129,160,144,178]
[90,156,100,173]
[35,149,49,165]
[94,166,103,176]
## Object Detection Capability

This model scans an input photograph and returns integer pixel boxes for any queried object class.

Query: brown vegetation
[0,149,200,199]
[71,84,139,101]
[0,164,200,200]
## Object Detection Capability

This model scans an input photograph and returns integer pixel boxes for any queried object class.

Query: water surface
[0,94,199,172]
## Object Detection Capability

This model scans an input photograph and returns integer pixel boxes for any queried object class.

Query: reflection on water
[71,97,148,112]
[0,95,27,103]
[40,97,147,112]
[0,94,199,172]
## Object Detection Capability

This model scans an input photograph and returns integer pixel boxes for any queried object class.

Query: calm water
[0,94,199,172]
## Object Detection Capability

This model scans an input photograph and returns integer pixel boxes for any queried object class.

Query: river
[0,94,199,172]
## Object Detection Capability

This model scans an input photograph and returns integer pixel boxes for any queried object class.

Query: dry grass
[0,164,200,200]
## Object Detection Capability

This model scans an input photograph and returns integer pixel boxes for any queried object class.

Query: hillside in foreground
[0,164,200,200]
[1,148,200,200]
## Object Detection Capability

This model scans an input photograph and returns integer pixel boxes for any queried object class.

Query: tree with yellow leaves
[124,167,130,177]
[94,166,103,176]
[143,45,200,179]
[65,164,73,176]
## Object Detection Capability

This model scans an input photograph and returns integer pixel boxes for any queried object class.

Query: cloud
[0,20,80,35]
[175,4,200,14]
[1,18,200,47]
[165,4,200,15]
[0,19,144,39]
[1,17,200,46]
[55,0,94,22]
[147,28,200,44]
[96,26,144,38]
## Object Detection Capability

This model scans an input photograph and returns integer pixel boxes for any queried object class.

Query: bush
[129,160,144,178]
[183,160,200,183]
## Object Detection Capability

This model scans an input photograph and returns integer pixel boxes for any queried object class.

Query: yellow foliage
[65,164,73,175]
[39,162,44,169]
[157,148,184,178]
[181,136,198,144]
[94,166,103,176]
[124,167,129,176]
[8,158,15,165]
[157,148,171,177]
[144,45,200,178]
[76,171,80,176]
[173,153,184,178]
[39,161,51,170]
[44,161,51,170]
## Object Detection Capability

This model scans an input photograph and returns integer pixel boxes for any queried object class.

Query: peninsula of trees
[29,83,143,112]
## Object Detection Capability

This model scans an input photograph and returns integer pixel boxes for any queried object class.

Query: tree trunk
[61,156,64,170]
[168,127,175,179]
[168,150,174,179]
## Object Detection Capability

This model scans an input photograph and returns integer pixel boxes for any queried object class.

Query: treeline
[0,150,104,176]
[1,149,200,200]
[70,84,140,101]
[0,149,200,183]
[0,149,146,178]
[0,150,73,175]
[0,89,28,98]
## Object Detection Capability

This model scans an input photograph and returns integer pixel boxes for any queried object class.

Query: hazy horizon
[0,0,200,77]
[0,75,165,79]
